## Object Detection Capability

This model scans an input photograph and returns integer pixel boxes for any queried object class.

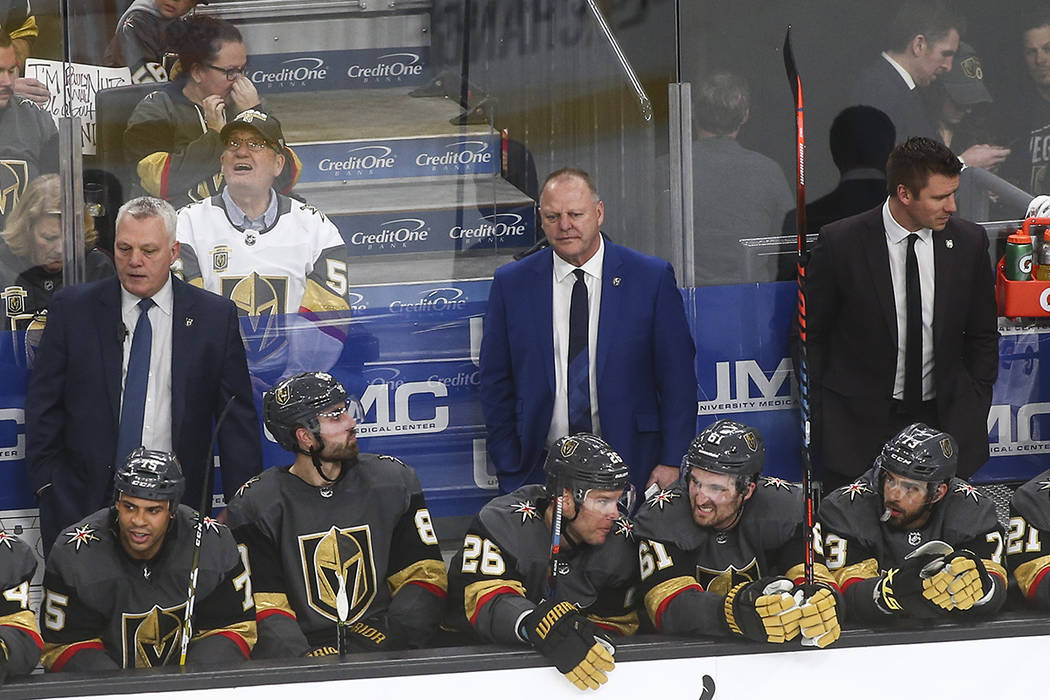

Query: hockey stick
[179,395,237,666]
[783,27,815,587]
[545,490,565,599]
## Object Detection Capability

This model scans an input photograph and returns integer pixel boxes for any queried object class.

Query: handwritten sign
[22,59,132,155]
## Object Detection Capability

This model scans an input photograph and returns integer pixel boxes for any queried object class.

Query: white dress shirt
[120,276,174,453]
[547,237,604,447]
[882,199,935,401]
[881,52,917,90]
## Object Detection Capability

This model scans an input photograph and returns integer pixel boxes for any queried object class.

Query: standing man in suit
[807,137,998,491]
[480,167,697,497]
[26,196,261,554]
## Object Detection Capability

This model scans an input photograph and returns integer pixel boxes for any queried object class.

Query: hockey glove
[793,583,841,648]
[522,600,616,690]
[723,577,802,644]
[339,614,405,653]
[921,550,993,611]
[874,542,951,618]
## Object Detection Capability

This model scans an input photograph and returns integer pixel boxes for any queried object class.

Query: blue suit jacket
[480,240,697,495]
[26,274,262,551]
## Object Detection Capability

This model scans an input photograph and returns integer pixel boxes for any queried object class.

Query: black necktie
[116,298,155,463]
[904,234,922,408]
[567,269,592,434]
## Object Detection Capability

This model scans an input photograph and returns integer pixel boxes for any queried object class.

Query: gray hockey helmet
[263,371,348,453]
[544,433,631,503]
[113,448,185,505]
[682,419,765,481]
[875,423,958,483]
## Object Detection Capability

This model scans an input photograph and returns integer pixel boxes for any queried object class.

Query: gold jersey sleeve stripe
[0,609,42,643]
[136,152,172,198]
[41,638,106,671]
[643,575,703,630]
[830,558,880,592]
[463,579,526,625]
[254,592,296,619]
[300,278,351,314]
[194,619,258,657]
[588,610,639,637]
[387,558,448,598]
[1014,554,1050,599]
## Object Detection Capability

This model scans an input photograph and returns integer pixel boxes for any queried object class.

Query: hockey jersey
[226,454,447,657]
[1008,468,1050,609]
[447,484,639,646]
[819,473,1007,622]
[633,477,833,636]
[40,505,256,672]
[0,530,42,679]
[176,193,350,376]
[102,0,178,83]
[0,96,58,229]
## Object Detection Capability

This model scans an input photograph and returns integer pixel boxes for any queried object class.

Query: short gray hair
[115,196,177,244]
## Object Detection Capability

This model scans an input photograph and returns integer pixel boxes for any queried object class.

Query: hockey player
[1006,467,1050,609]
[0,530,42,683]
[447,433,637,691]
[40,448,256,672]
[175,109,350,381]
[226,372,447,658]
[635,419,841,648]
[819,423,1007,623]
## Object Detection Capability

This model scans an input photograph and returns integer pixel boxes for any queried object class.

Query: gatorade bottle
[1035,230,1050,281]
[1006,231,1034,281]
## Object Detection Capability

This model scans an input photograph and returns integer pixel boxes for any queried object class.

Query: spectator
[0,28,57,229]
[0,0,47,105]
[104,0,207,84]
[1003,9,1050,195]
[123,14,300,207]
[692,71,792,284]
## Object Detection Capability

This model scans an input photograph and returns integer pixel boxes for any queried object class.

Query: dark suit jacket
[480,240,698,496]
[851,58,938,143]
[26,274,262,551]
[806,205,999,479]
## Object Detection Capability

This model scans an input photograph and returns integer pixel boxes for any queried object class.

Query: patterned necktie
[904,234,922,408]
[567,269,592,434]
[116,297,155,463]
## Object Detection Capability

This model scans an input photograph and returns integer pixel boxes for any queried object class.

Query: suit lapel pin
[945,239,953,249]
[185,318,194,327]
[612,277,622,286]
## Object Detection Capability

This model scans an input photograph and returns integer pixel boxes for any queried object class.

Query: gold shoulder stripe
[588,610,639,637]
[1013,555,1050,598]
[387,558,448,598]
[464,579,526,624]
[643,575,702,629]
[829,558,879,591]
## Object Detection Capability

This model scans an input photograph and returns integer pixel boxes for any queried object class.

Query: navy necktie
[904,234,922,408]
[567,269,592,434]
[116,298,155,464]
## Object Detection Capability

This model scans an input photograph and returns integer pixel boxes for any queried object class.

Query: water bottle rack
[996,217,1050,318]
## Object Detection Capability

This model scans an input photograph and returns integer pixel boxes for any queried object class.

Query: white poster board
[21,59,133,155]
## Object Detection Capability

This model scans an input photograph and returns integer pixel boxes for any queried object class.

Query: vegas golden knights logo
[696,558,759,596]
[561,438,578,457]
[744,432,758,452]
[299,525,376,623]
[211,245,230,272]
[940,438,954,459]
[0,160,29,219]
[222,273,288,358]
[121,603,186,668]
[273,382,291,405]
[2,286,27,317]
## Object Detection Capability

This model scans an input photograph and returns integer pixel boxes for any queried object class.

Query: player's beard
[323,430,359,463]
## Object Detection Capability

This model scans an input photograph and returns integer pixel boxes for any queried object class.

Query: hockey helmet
[875,423,958,484]
[113,448,185,505]
[682,419,765,481]
[264,371,348,452]
[544,433,631,504]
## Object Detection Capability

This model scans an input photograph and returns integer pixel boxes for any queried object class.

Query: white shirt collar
[882,197,932,245]
[881,52,917,90]
[121,273,174,317]
[552,235,605,283]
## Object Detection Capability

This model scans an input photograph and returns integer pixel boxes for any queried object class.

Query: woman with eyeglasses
[123,14,300,208]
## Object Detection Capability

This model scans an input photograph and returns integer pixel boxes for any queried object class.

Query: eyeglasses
[206,63,248,80]
[224,138,270,152]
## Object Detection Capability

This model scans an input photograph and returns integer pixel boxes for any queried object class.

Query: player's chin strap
[307,434,350,488]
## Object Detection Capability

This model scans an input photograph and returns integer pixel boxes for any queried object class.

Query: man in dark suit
[480,168,697,497]
[807,137,998,491]
[26,196,261,553]
[850,0,960,143]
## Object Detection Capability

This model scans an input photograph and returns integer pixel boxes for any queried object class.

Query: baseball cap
[941,42,991,106]
[220,109,287,152]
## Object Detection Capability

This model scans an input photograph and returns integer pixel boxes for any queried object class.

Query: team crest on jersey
[222,273,288,358]
[646,489,680,510]
[696,558,759,596]
[940,438,954,460]
[511,500,539,523]
[842,480,873,501]
[122,602,186,668]
[954,483,980,502]
[2,285,27,317]
[0,530,14,550]
[64,525,101,551]
[235,475,261,498]
[761,477,794,491]
[299,525,377,624]
[211,245,231,272]
[0,159,29,219]
[614,518,634,540]
[1039,480,1050,492]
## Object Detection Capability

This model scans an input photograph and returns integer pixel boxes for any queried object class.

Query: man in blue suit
[480,168,697,497]
[26,196,261,554]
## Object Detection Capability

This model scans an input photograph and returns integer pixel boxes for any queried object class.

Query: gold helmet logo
[744,432,758,451]
[273,382,291,406]
[561,439,578,457]
[940,438,954,459]
[299,525,376,623]
[121,603,185,668]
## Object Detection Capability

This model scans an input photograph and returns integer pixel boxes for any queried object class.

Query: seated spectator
[175,109,347,381]
[0,29,57,229]
[691,71,792,285]
[123,14,300,207]
[0,175,115,337]
[819,424,1007,625]
[104,0,207,84]
[1007,467,1050,610]
[40,449,256,672]
[0,529,42,681]
[1002,9,1050,195]
[0,0,47,105]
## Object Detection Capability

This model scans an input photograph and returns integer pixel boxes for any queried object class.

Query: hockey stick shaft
[545,491,564,600]
[783,26,815,586]
[179,395,237,665]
